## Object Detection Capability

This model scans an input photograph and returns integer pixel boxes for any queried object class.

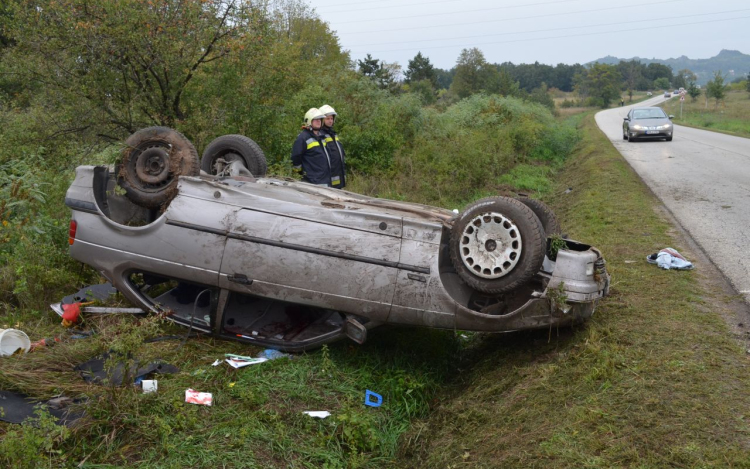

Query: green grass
[398,113,750,468]
[3,102,749,468]
[661,90,750,138]
[1,312,467,468]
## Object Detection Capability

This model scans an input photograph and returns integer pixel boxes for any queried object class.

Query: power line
[346,8,750,49]
[337,0,685,34]
[312,0,416,8]
[347,15,750,55]
[322,0,489,15]
[326,0,583,17]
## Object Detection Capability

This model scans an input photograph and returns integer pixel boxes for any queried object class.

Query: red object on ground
[61,303,82,327]
[29,337,61,352]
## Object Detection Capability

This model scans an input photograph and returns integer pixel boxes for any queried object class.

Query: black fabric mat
[74,351,179,385]
[0,391,83,427]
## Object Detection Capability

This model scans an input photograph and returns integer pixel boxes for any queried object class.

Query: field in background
[661,90,750,138]
[554,90,651,117]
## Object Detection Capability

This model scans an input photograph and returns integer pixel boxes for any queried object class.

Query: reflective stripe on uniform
[324,137,334,144]
[306,141,320,149]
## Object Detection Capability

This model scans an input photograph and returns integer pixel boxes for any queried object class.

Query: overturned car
[65,127,609,351]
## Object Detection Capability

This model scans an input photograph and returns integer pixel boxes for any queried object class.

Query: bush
[351,94,580,206]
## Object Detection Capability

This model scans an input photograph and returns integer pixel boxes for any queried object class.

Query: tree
[357,54,381,78]
[357,54,401,93]
[409,79,436,104]
[620,60,642,102]
[687,80,701,102]
[486,69,520,97]
[7,0,263,138]
[575,63,621,108]
[449,48,494,99]
[654,77,671,90]
[376,61,402,93]
[435,67,455,90]
[404,52,436,87]
[746,73,750,96]
[527,82,554,111]
[643,63,673,83]
[705,71,728,109]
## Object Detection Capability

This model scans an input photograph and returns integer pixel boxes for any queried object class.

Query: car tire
[666,136,673,142]
[201,134,267,177]
[517,197,561,236]
[623,132,628,140]
[449,196,546,294]
[117,126,199,209]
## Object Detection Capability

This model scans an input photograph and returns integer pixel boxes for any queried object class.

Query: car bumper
[629,129,672,139]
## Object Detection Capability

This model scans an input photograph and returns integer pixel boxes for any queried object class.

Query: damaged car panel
[65,130,609,352]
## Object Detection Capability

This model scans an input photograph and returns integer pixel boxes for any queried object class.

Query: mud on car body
[65,128,610,351]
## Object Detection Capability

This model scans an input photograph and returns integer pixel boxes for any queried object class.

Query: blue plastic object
[364,390,382,407]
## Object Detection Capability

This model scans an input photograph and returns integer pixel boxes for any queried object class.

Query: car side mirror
[623,117,629,121]
[668,115,674,119]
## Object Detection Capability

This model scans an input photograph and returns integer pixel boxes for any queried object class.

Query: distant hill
[588,49,750,85]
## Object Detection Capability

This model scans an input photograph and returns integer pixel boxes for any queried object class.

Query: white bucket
[0,329,31,356]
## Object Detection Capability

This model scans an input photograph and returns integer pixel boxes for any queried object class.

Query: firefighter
[291,108,334,186]
[319,104,346,189]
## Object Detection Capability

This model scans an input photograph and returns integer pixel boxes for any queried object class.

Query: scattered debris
[61,282,118,305]
[30,331,94,352]
[624,260,637,264]
[0,328,31,356]
[303,411,331,419]
[257,349,291,360]
[142,380,158,393]
[364,390,383,408]
[225,354,268,369]
[211,359,222,367]
[185,389,213,406]
[647,248,694,270]
[29,337,61,352]
[75,352,179,385]
[564,187,573,194]
[50,302,144,325]
[0,390,83,427]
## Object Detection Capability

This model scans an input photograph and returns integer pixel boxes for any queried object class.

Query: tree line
[360,47,742,109]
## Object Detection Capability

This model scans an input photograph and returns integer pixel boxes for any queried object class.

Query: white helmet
[319,104,337,116]
[304,108,325,127]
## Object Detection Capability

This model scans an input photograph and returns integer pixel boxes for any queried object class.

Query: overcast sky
[304,0,750,70]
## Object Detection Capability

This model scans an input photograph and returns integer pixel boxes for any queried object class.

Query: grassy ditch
[661,90,750,138]
[0,98,580,468]
[398,113,750,468]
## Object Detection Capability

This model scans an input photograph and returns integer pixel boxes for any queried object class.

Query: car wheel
[622,132,628,140]
[201,135,267,177]
[666,136,673,142]
[449,197,546,294]
[117,127,199,209]
[517,197,561,236]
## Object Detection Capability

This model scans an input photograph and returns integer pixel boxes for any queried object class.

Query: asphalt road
[596,96,750,300]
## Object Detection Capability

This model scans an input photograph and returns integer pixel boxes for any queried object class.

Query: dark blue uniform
[322,128,346,189]
[291,129,332,186]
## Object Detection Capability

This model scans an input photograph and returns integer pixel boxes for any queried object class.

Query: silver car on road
[623,107,674,142]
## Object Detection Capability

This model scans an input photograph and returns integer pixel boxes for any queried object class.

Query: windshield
[633,109,667,119]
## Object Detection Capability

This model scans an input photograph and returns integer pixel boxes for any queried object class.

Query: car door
[219,206,403,322]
